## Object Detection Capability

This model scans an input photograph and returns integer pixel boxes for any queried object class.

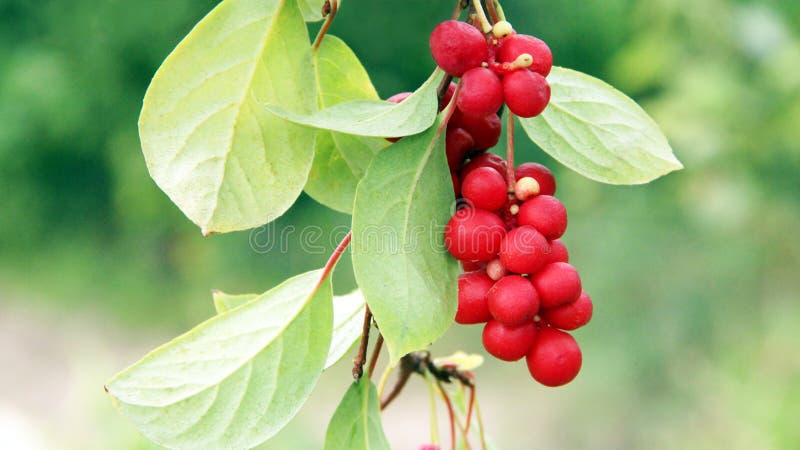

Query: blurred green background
[1,0,798,448]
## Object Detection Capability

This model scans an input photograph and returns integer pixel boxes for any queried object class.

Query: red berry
[461,167,507,211]
[450,111,501,150]
[497,34,553,76]
[450,172,461,197]
[526,328,582,387]
[458,68,504,117]
[498,226,551,275]
[456,271,494,324]
[440,82,458,110]
[446,127,475,171]
[531,262,582,308]
[503,69,551,118]
[515,162,556,196]
[444,208,506,261]
[461,153,507,179]
[429,20,489,77]
[541,291,592,330]
[517,195,567,240]
[487,275,540,325]
[482,320,537,361]
[461,260,486,272]
[548,239,569,263]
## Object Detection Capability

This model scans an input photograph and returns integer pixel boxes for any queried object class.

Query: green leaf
[106,270,333,449]
[306,35,388,213]
[139,0,317,235]
[351,120,460,363]
[324,378,390,450]
[325,289,367,368]
[296,0,326,22]
[212,288,364,369]
[519,67,683,185]
[264,70,445,137]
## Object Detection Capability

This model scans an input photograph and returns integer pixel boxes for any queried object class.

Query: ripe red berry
[515,162,556,196]
[497,34,553,76]
[450,111,501,150]
[446,127,475,171]
[456,271,494,324]
[461,260,486,272]
[487,275,540,325]
[461,167,507,211]
[498,226,551,275]
[429,20,489,77]
[450,172,461,197]
[457,67,504,117]
[541,291,592,330]
[444,208,506,261]
[503,69,551,118]
[440,81,457,110]
[517,195,567,240]
[482,320,537,361]
[531,262,582,308]
[461,153,507,179]
[526,328,582,387]
[548,239,569,263]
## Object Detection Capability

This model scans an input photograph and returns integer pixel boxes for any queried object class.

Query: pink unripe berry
[503,69,551,118]
[446,127,475,171]
[461,153,507,179]
[531,262,582,308]
[514,176,540,201]
[517,195,567,240]
[444,208,506,262]
[542,291,593,330]
[526,328,582,387]
[498,226,551,275]
[515,163,556,196]
[548,239,569,263]
[430,20,489,77]
[487,275,540,325]
[486,258,508,281]
[497,34,553,76]
[461,167,507,211]
[482,320,537,361]
[458,67,504,117]
[450,111,501,150]
[386,92,411,104]
[456,271,494,324]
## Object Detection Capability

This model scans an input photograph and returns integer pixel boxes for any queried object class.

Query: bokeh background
[1,0,799,448]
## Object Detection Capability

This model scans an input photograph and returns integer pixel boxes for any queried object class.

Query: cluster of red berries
[429,19,552,119]
[444,155,592,387]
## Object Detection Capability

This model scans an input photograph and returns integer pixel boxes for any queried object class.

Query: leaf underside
[324,378,390,450]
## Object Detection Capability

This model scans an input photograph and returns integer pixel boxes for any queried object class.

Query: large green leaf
[351,121,460,363]
[212,288,365,369]
[306,35,388,213]
[139,0,317,235]
[106,270,333,449]
[296,0,326,22]
[324,378,390,450]
[519,67,683,184]
[264,70,444,137]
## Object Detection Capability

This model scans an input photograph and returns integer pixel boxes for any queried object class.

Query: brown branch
[367,334,383,378]
[351,306,372,380]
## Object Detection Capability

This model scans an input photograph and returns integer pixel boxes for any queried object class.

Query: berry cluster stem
[484,0,500,23]
[505,112,516,192]
[470,0,493,33]
[312,0,339,51]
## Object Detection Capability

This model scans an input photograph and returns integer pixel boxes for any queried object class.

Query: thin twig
[312,0,339,51]
[351,306,372,380]
[505,112,516,192]
[367,334,383,378]
[436,380,457,450]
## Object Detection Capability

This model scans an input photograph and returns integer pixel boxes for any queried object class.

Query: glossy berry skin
[446,127,475,171]
[461,167,507,211]
[542,291,592,330]
[548,239,569,263]
[430,21,489,77]
[458,67,504,117]
[456,271,495,324]
[498,226,551,275]
[444,208,506,261]
[450,111,501,150]
[518,195,567,240]
[503,69,551,118]
[497,34,553,76]
[461,153,507,179]
[487,275,540,325]
[515,162,556,196]
[531,262,582,308]
[482,320,537,361]
[526,328,582,387]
